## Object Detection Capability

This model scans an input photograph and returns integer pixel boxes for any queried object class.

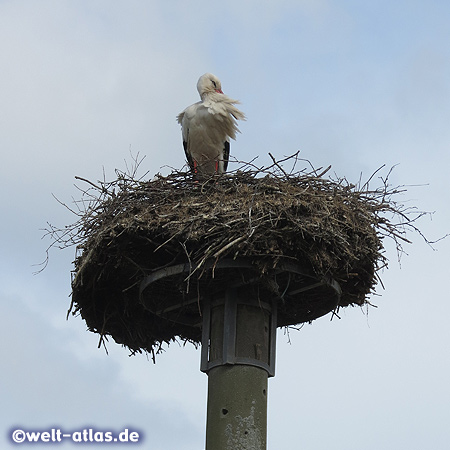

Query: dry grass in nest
[43,153,431,359]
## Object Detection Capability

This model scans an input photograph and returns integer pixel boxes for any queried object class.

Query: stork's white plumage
[177,73,246,176]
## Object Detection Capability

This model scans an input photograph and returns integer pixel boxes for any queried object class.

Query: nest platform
[63,162,403,358]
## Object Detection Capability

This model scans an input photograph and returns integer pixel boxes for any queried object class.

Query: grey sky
[1,1,449,449]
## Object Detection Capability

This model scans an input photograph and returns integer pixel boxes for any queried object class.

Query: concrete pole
[205,365,268,450]
[203,288,272,450]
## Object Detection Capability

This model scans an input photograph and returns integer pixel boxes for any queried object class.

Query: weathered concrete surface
[205,365,268,450]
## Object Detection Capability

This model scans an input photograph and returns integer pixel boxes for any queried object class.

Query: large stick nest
[45,154,428,359]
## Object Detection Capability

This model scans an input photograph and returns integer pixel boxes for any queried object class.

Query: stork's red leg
[215,160,219,173]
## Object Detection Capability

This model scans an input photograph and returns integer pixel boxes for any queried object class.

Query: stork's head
[197,73,223,99]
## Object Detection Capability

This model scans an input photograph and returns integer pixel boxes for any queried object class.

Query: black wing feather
[223,141,230,172]
[183,136,196,173]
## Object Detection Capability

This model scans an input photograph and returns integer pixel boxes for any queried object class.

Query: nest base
[139,256,341,328]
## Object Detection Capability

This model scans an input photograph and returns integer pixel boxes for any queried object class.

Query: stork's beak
[215,89,223,94]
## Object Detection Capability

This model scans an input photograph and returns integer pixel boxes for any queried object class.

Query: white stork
[177,73,246,176]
